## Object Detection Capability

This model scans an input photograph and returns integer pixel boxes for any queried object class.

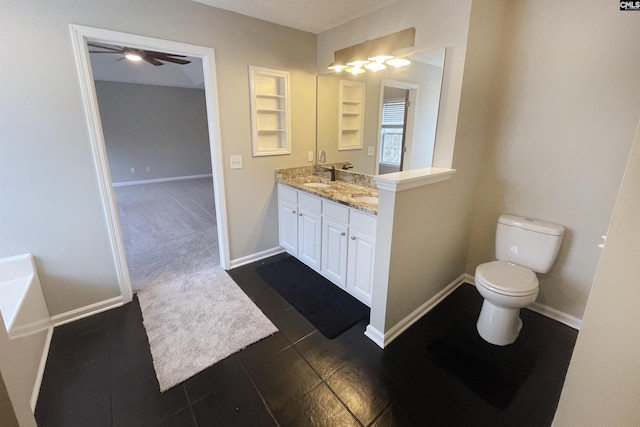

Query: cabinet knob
[292,210,296,214]
[351,236,356,240]
[299,213,303,216]
[341,232,346,236]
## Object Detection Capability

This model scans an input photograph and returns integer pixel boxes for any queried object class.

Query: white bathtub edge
[30,325,53,411]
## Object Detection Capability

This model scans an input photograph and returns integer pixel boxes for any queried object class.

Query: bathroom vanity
[276,166,378,306]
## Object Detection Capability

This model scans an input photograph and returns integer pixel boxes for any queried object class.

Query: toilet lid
[476,261,538,295]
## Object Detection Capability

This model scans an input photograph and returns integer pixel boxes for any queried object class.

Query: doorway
[376,80,418,175]
[70,25,230,302]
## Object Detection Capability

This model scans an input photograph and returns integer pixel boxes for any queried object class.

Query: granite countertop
[277,175,379,215]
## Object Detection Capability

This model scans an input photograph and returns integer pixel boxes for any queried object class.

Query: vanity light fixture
[328,27,415,75]
[364,61,387,72]
[368,54,394,63]
[328,61,347,72]
[347,66,366,75]
[386,57,411,68]
[346,59,370,68]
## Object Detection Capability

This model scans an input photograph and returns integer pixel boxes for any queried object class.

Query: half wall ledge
[374,167,456,192]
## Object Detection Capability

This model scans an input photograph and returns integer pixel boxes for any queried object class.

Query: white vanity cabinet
[277,185,322,271]
[277,184,376,306]
[346,210,376,306]
[321,201,350,288]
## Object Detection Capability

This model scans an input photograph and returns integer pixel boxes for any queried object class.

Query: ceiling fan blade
[87,42,123,52]
[143,56,164,66]
[145,50,188,59]
[157,57,191,65]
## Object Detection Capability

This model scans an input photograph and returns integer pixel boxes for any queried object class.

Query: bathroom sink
[352,196,379,205]
[304,182,331,188]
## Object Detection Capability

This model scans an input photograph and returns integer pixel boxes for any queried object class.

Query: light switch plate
[229,155,243,170]
[307,151,314,162]
[367,146,375,156]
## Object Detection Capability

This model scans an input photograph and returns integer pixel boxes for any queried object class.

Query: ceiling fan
[87,42,191,66]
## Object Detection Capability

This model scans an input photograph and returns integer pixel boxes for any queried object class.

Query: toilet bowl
[474,214,564,346]
[475,261,538,345]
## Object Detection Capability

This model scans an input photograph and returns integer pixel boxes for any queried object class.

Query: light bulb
[386,58,411,68]
[125,53,142,62]
[364,62,386,72]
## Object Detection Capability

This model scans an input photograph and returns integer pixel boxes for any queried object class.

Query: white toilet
[475,214,565,346]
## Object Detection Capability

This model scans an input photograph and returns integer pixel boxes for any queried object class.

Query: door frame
[375,79,419,174]
[69,24,231,303]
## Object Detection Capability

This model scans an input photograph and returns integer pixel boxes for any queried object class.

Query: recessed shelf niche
[338,80,365,151]
[249,66,291,156]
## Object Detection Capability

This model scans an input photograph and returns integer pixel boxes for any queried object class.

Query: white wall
[465,0,640,320]
[553,119,640,426]
[95,82,212,183]
[0,0,316,315]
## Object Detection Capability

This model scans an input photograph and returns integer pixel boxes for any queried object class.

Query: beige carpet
[137,267,278,392]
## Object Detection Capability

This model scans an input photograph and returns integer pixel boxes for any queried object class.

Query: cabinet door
[347,229,375,306]
[278,200,298,256]
[322,218,348,287]
[298,209,322,271]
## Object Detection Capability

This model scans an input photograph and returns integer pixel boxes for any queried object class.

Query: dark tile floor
[35,254,578,426]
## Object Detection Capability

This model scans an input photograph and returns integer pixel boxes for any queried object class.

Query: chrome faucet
[321,166,336,181]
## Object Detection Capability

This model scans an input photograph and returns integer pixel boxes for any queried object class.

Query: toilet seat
[476,261,538,296]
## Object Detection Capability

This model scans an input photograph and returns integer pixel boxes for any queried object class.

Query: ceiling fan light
[125,53,142,62]
[364,62,386,72]
[386,58,411,68]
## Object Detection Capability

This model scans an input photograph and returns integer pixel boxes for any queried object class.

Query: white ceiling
[192,0,400,34]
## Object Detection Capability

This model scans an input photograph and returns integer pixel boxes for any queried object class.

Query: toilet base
[476,300,523,346]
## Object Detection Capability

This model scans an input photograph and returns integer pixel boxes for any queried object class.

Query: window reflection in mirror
[316,48,445,175]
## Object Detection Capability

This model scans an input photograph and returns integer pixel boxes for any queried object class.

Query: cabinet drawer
[323,200,349,224]
[278,184,297,204]
[299,192,322,213]
[350,209,376,235]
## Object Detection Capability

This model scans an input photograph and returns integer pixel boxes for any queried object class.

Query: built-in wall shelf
[338,80,365,151]
[249,66,291,156]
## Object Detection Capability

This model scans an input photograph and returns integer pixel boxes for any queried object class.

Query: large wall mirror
[317,48,445,175]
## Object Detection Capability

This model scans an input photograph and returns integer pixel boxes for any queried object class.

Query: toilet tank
[495,214,565,273]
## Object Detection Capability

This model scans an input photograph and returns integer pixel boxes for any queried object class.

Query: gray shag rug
[115,178,276,391]
[137,267,278,392]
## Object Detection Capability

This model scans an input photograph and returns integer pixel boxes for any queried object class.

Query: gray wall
[554,119,640,426]
[94,81,212,183]
[464,0,640,320]
[0,0,317,316]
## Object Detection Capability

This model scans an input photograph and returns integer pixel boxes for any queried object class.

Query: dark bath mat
[256,256,369,339]
[425,326,536,408]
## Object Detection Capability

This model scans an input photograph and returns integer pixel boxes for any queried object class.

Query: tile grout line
[182,385,200,427]
[237,355,281,427]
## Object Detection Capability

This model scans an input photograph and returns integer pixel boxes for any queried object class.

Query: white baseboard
[366,274,467,349]
[112,174,213,187]
[364,325,385,348]
[464,274,582,330]
[50,296,124,327]
[30,325,53,411]
[229,247,286,269]
[529,302,582,330]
